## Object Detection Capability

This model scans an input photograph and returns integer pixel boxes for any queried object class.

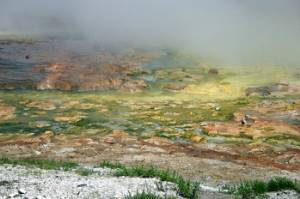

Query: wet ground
[0,36,299,193]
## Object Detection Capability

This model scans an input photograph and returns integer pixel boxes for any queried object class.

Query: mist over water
[0,0,300,66]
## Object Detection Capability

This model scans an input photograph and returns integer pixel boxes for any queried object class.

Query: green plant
[236,180,267,198]
[223,177,300,199]
[267,177,299,192]
[125,191,176,199]
[0,157,78,171]
[98,161,200,199]
[98,160,126,170]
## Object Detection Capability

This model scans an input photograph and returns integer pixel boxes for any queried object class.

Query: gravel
[0,165,298,199]
[0,165,179,199]
[266,190,299,199]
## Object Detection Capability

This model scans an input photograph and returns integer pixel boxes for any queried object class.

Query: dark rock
[270,81,289,92]
[287,100,296,105]
[163,83,187,91]
[245,86,272,96]
[208,68,219,75]
[295,73,300,79]
[0,180,11,186]
[121,79,148,92]
[245,81,300,96]
[77,183,87,187]
[241,115,255,126]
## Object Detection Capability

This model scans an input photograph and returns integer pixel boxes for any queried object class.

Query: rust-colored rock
[39,131,55,144]
[203,117,300,139]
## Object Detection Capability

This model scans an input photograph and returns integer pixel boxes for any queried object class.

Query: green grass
[267,177,300,192]
[98,161,200,199]
[125,191,176,199]
[0,122,50,134]
[0,157,78,171]
[223,177,300,199]
[99,161,126,170]
[235,180,267,198]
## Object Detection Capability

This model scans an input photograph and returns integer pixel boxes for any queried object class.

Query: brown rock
[245,86,271,96]
[245,82,300,96]
[164,83,187,91]
[233,112,244,122]
[39,131,55,143]
[0,103,15,120]
[234,112,257,126]
[121,80,148,92]
[288,155,300,164]
[26,101,56,111]
[54,114,85,123]
[145,137,174,146]
[208,68,219,75]
[141,145,167,153]
[104,137,116,144]
[111,130,129,138]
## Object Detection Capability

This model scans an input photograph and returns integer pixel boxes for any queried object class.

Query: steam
[1,0,300,66]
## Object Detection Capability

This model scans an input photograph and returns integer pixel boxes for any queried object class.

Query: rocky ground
[0,164,180,199]
[0,164,298,199]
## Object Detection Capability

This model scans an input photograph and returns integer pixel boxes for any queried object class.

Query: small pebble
[9,192,18,198]
[77,183,87,187]
[18,188,26,194]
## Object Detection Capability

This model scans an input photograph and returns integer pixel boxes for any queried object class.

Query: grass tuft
[99,160,126,170]
[98,161,200,199]
[267,177,299,193]
[125,191,176,199]
[0,157,78,171]
[222,177,300,198]
[236,180,267,198]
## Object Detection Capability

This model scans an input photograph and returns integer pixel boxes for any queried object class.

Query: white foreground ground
[0,165,179,199]
[0,165,299,199]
